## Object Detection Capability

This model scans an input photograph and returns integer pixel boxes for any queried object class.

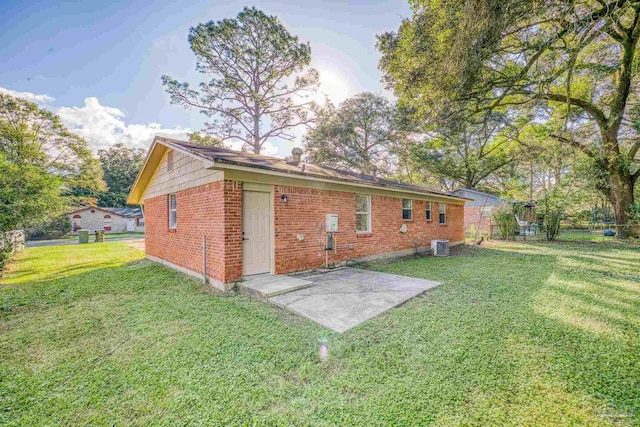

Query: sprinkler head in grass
[319,337,328,361]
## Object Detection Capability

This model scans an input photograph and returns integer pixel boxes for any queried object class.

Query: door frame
[241,183,275,276]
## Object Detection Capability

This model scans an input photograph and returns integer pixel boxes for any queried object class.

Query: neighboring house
[69,206,144,234]
[128,137,468,290]
[452,188,507,236]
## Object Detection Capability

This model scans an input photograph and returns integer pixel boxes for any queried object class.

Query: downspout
[202,235,208,284]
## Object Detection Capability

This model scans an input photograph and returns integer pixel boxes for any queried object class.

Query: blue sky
[0,0,410,156]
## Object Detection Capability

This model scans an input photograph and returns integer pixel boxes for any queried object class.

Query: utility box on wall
[326,214,339,232]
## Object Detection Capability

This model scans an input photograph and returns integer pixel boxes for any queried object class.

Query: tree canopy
[188,132,225,148]
[379,0,640,236]
[406,117,519,190]
[163,6,319,154]
[0,94,104,197]
[0,94,105,230]
[0,153,64,231]
[304,92,405,175]
[96,143,146,207]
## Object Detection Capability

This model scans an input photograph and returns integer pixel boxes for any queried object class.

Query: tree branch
[550,133,595,158]
[519,90,608,129]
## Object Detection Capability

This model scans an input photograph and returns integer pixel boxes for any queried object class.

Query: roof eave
[129,136,470,204]
[127,137,216,205]
[209,159,469,203]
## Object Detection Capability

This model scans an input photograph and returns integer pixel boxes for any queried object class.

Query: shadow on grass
[0,259,189,317]
[368,243,639,424]
[503,243,640,424]
[2,241,639,425]
[0,256,333,426]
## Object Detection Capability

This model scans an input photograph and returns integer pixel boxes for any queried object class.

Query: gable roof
[69,206,143,218]
[128,136,470,204]
[102,207,143,217]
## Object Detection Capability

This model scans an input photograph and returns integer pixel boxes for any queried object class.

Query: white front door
[242,191,271,276]
[127,218,136,232]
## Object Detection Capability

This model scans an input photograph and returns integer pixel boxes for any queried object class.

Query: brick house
[452,188,507,237]
[69,206,144,234]
[128,137,469,290]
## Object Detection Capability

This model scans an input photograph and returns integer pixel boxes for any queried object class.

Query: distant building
[69,206,144,233]
[452,188,507,237]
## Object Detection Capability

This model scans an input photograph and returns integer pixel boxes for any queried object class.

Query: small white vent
[431,239,449,256]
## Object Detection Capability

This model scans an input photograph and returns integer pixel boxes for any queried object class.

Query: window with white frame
[355,194,371,233]
[439,203,446,224]
[402,199,412,220]
[425,201,432,221]
[168,194,177,228]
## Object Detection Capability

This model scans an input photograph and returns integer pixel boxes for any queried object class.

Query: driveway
[267,268,440,333]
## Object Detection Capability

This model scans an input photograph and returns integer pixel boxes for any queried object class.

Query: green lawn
[1,241,638,426]
[555,228,617,243]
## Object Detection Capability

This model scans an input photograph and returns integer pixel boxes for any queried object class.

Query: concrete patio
[240,268,440,333]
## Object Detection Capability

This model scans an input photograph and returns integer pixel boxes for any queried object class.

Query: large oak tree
[379,0,640,236]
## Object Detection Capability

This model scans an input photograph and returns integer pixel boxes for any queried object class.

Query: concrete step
[239,274,314,298]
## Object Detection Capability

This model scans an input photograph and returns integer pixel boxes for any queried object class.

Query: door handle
[242,237,248,241]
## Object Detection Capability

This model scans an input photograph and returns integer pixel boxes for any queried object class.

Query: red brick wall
[273,186,464,274]
[222,181,243,282]
[144,180,243,286]
[145,180,465,283]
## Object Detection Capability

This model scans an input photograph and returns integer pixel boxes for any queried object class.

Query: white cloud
[0,87,190,152]
[0,76,358,158]
[0,86,55,104]
[57,97,190,151]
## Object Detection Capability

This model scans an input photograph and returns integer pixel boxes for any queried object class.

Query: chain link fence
[467,223,636,243]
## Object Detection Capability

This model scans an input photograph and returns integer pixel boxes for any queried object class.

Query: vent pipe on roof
[369,165,378,177]
[291,147,303,165]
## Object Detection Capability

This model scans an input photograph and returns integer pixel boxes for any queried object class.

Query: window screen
[356,194,371,232]
[169,194,177,228]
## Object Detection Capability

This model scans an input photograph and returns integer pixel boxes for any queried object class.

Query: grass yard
[1,241,639,426]
[555,228,616,243]
[29,232,145,244]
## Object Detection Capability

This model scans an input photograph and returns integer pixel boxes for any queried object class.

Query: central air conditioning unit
[431,239,450,256]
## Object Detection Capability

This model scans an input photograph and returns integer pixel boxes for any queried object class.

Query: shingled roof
[102,207,143,218]
[68,206,143,217]
[157,137,461,199]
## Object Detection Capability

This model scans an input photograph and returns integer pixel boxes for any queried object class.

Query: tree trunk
[608,171,635,238]
[253,120,261,155]
[253,101,261,154]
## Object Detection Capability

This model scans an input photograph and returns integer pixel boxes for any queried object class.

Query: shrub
[26,216,70,241]
[492,206,517,240]
[0,234,14,277]
[543,210,562,241]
